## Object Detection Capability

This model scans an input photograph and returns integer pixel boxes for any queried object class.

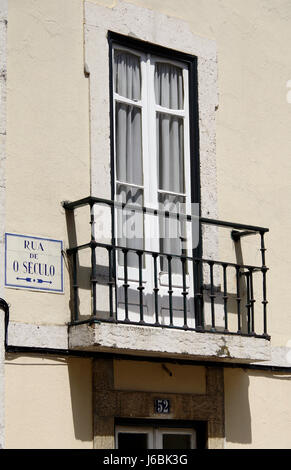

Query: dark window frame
[108,31,203,318]
[115,418,208,449]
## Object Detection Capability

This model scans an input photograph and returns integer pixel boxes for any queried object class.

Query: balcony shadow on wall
[224,368,252,445]
[233,238,249,334]
[64,208,91,322]
[225,238,251,335]
[67,356,93,443]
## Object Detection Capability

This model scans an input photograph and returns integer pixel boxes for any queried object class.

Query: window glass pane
[115,103,143,186]
[116,184,144,268]
[118,433,148,449]
[158,193,186,273]
[154,63,184,110]
[162,434,191,449]
[156,112,184,193]
[114,50,141,100]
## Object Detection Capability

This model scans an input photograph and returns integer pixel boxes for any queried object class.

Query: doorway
[115,425,196,449]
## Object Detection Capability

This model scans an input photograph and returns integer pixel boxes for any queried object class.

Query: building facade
[1,0,291,449]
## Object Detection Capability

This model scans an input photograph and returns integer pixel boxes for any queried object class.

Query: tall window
[112,42,192,267]
[110,35,197,325]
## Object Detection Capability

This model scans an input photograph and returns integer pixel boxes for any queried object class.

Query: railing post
[122,248,129,322]
[90,203,97,318]
[137,250,145,324]
[245,271,251,335]
[107,246,114,320]
[167,255,173,327]
[153,253,160,326]
[111,199,118,323]
[236,266,241,334]
[249,267,255,335]
[209,261,216,332]
[72,250,79,322]
[181,256,188,329]
[222,263,228,332]
[260,232,268,337]
[194,258,204,331]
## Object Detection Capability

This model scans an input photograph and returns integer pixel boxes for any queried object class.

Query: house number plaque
[154,399,170,414]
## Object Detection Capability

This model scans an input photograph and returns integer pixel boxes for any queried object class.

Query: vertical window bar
[108,246,114,319]
[90,204,97,318]
[72,250,79,322]
[223,263,228,332]
[137,250,145,324]
[194,259,204,330]
[110,196,118,322]
[260,232,268,336]
[122,248,129,322]
[249,267,255,335]
[209,261,215,331]
[181,256,188,329]
[199,260,204,330]
[153,253,160,325]
[167,255,173,326]
[90,243,97,318]
[236,266,241,334]
[245,271,251,335]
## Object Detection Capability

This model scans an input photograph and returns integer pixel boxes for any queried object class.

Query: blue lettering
[24,240,45,252]
[13,260,19,272]
[21,262,56,277]
[49,265,55,276]
[28,262,33,274]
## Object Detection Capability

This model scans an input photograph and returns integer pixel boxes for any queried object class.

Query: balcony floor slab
[68,322,271,363]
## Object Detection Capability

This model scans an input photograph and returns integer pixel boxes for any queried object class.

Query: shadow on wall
[224,368,252,445]
[225,368,291,447]
[67,357,93,443]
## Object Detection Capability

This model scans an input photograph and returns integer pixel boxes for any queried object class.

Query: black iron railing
[63,196,270,339]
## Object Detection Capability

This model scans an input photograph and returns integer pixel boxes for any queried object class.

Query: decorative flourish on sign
[16,277,52,284]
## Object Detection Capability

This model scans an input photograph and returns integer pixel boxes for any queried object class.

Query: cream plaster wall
[0,0,7,449]
[5,355,93,449]
[5,0,291,344]
[4,0,291,449]
[114,0,291,348]
[5,0,90,325]
[225,368,291,448]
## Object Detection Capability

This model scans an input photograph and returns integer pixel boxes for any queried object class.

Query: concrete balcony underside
[68,322,271,363]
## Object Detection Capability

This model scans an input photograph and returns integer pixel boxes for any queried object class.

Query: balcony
[63,196,271,363]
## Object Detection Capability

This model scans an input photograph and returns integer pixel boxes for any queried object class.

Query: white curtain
[115,50,141,101]
[154,62,184,110]
[114,53,186,272]
[155,63,185,273]
[114,50,143,267]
